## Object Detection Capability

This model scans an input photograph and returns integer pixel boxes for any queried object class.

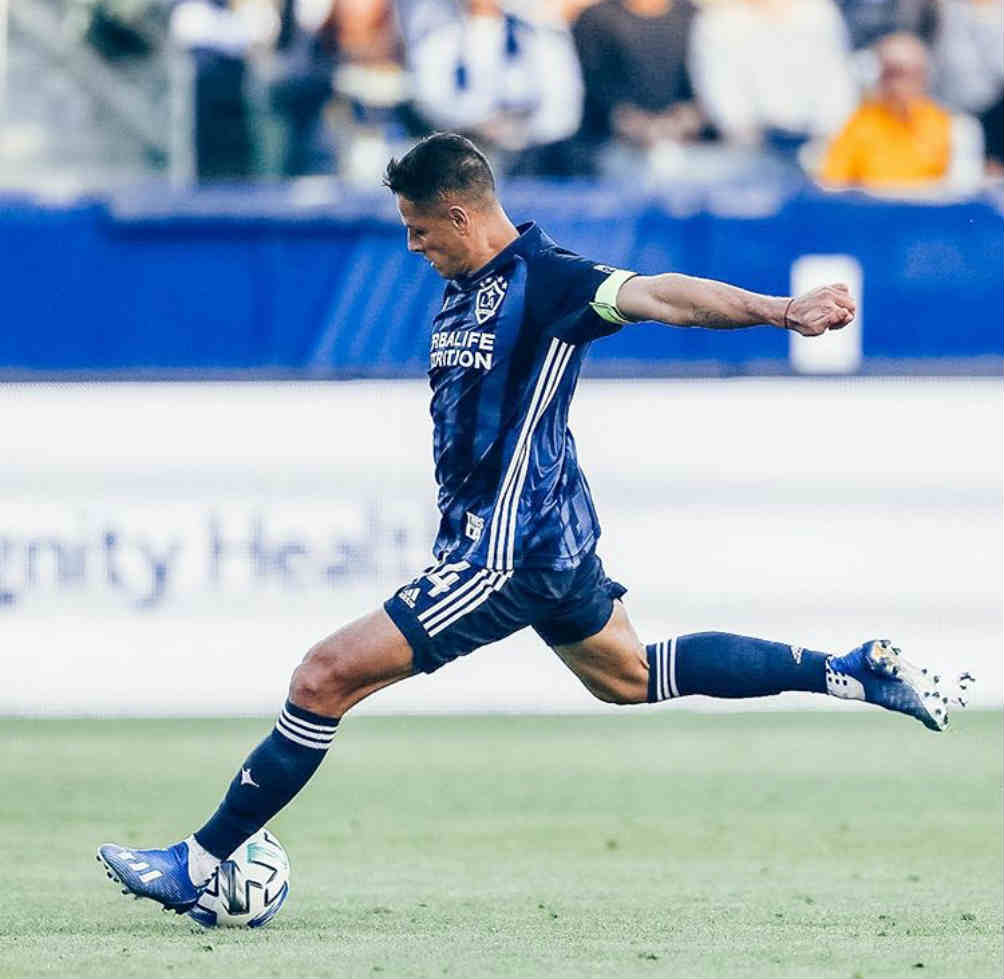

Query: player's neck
[464,209,520,277]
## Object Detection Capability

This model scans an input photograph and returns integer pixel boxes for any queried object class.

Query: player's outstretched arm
[615,273,856,336]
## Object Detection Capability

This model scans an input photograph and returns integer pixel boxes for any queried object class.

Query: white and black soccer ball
[189,828,290,928]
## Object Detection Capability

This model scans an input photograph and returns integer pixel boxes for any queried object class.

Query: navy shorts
[384,550,628,674]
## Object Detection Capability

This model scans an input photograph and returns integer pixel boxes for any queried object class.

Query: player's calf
[552,603,649,705]
[576,670,648,705]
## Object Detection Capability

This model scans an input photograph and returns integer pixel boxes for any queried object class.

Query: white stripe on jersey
[487,339,563,569]
[501,342,574,571]
[487,337,574,571]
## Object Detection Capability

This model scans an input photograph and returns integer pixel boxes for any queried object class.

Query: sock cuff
[646,639,679,703]
[284,699,340,726]
[274,699,339,750]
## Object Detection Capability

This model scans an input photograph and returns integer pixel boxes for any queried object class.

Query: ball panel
[188,827,290,929]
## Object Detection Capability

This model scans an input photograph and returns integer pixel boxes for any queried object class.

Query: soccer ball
[188,828,290,928]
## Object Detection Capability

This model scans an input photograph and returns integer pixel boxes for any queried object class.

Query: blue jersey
[427,222,635,572]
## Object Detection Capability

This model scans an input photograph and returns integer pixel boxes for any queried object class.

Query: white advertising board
[2,378,1000,714]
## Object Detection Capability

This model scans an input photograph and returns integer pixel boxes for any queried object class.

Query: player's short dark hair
[383,133,496,207]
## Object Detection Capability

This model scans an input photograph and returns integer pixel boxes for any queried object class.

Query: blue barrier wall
[1,180,1001,376]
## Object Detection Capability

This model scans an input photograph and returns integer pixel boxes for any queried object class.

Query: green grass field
[1,710,1001,979]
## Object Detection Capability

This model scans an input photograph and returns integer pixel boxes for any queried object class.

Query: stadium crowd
[111,0,1004,187]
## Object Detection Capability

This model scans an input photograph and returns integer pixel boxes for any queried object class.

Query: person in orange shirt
[820,31,951,187]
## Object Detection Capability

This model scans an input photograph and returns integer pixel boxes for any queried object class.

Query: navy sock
[194,700,339,860]
[647,632,828,702]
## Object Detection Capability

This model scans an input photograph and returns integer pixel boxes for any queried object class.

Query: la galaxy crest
[475,275,508,325]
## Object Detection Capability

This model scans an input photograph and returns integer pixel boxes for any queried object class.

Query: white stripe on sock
[668,636,679,698]
[276,714,335,747]
[279,710,336,743]
[274,720,333,750]
[278,708,338,734]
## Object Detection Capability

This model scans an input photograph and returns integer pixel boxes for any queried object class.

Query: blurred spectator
[818,31,983,187]
[328,0,410,181]
[335,0,404,64]
[270,0,338,176]
[979,92,1004,172]
[85,1,160,60]
[396,0,584,173]
[930,0,1004,168]
[835,0,937,49]
[570,0,701,172]
[689,0,858,152]
[931,0,1003,111]
[170,0,277,180]
[272,0,408,179]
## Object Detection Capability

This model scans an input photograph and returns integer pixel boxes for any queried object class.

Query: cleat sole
[96,848,141,904]
[863,640,972,732]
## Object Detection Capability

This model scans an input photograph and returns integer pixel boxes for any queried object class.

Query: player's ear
[447,205,470,235]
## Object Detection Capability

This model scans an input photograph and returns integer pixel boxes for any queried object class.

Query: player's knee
[289,640,359,715]
[288,660,332,713]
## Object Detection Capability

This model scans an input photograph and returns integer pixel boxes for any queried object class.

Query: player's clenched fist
[785,283,856,337]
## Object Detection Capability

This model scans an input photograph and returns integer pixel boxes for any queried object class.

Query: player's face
[396,196,475,279]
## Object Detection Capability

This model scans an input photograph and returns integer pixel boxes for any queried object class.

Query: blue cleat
[826,639,974,732]
[96,842,204,914]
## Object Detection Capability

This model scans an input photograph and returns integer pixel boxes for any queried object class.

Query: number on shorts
[424,561,471,597]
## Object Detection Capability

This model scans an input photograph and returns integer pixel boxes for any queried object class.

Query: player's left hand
[785,283,856,337]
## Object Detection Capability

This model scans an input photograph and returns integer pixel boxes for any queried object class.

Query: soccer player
[98,133,971,912]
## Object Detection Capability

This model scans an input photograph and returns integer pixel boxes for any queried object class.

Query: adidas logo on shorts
[399,587,420,608]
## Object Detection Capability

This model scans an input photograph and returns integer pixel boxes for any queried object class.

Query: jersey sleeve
[527,247,638,345]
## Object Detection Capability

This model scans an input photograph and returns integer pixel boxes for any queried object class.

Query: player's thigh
[551,601,649,705]
[291,607,415,716]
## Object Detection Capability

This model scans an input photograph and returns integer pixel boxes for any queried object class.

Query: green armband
[589,269,637,325]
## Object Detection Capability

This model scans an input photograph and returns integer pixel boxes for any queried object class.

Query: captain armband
[589,268,637,325]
